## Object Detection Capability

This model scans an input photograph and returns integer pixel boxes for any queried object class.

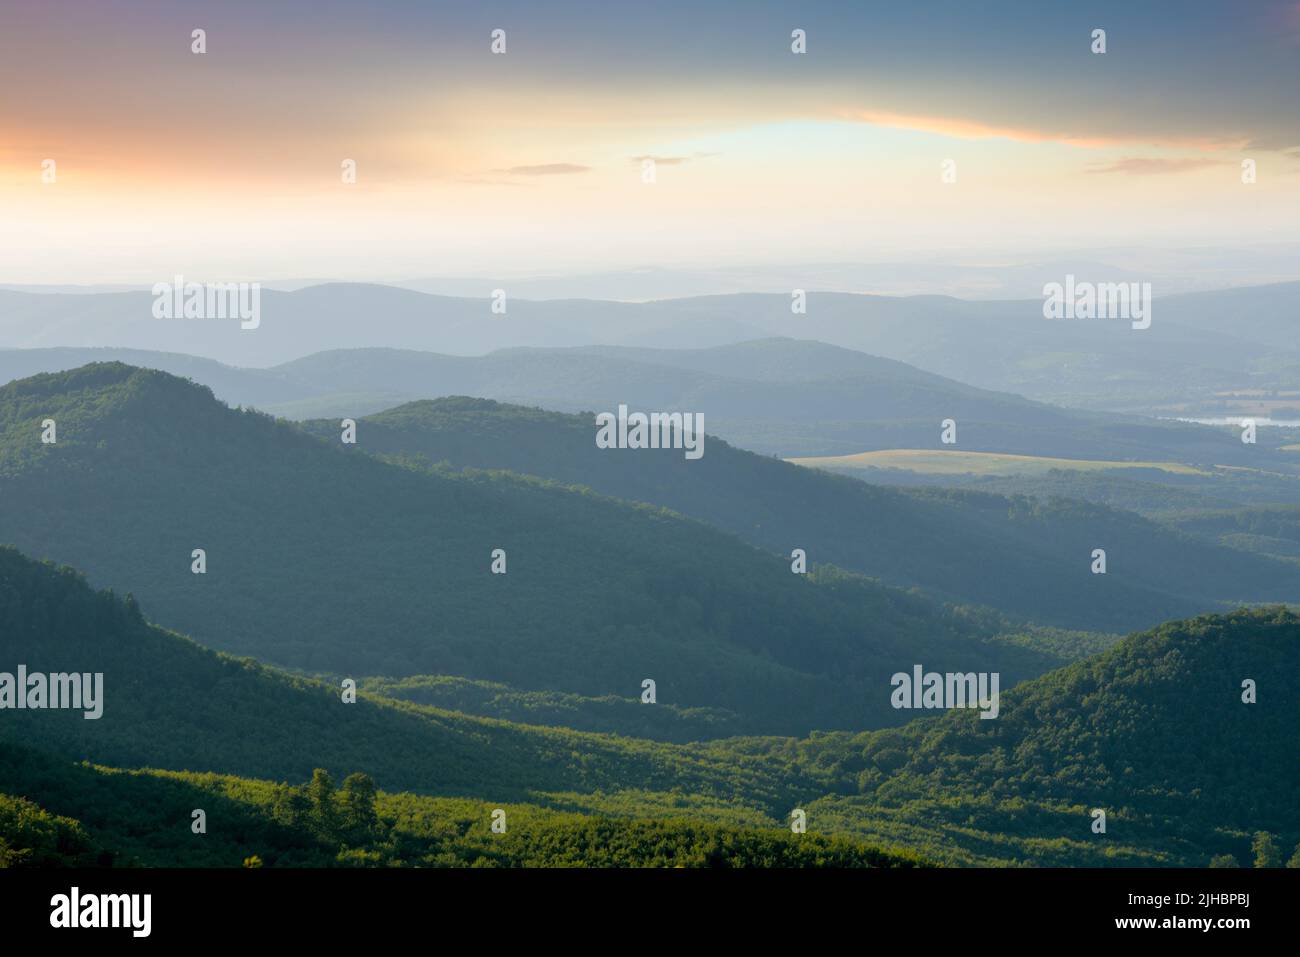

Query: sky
[2,0,1299,283]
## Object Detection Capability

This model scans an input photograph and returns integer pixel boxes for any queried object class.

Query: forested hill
[716,606,1300,865]
[0,363,1056,736]
[0,740,923,869]
[0,545,815,804]
[301,396,1300,634]
[2,544,1293,866]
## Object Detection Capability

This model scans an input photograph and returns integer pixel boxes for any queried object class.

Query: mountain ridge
[0,362,1058,736]
[299,395,1300,633]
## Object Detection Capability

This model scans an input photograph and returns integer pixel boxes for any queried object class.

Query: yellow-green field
[786,449,1214,478]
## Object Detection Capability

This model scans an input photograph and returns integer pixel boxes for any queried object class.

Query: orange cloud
[628,153,718,166]
[1085,157,1234,175]
[840,108,1250,152]
[494,163,591,176]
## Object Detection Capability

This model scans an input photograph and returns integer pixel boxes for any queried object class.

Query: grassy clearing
[787,449,1213,478]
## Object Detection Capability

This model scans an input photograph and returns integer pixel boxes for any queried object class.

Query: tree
[1208,854,1239,868]
[1287,843,1300,869]
[0,836,22,868]
[1252,831,1281,868]
[123,592,143,622]
[339,772,380,837]
[271,784,311,828]
[307,769,340,839]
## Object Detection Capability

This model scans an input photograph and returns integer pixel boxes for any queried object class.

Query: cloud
[455,176,526,187]
[494,163,591,176]
[842,108,1249,152]
[629,153,718,166]
[1084,157,1234,175]
[1275,150,1300,175]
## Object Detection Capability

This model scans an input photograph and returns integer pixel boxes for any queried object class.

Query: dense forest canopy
[0,364,1065,737]
[2,542,1295,867]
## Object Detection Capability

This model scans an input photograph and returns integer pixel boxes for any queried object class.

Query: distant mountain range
[2,338,1295,463]
[1,280,1297,411]
[11,245,1300,301]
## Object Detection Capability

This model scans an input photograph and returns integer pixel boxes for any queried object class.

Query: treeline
[0,743,919,869]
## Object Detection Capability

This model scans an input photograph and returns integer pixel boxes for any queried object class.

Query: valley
[1,300,1296,872]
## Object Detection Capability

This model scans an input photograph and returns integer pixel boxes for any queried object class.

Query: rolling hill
[0,545,807,803]
[0,363,1059,736]
[2,543,1294,866]
[297,396,1300,634]
[713,606,1300,866]
[0,553,915,867]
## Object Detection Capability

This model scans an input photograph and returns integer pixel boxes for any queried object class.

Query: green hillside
[358,674,746,742]
[713,607,1300,866]
[0,364,1066,736]
[0,545,816,804]
[299,396,1300,634]
[1169,505,1300,562]
[1,543,1294,867]
[0,744,919,869]
[0,544,915,868]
